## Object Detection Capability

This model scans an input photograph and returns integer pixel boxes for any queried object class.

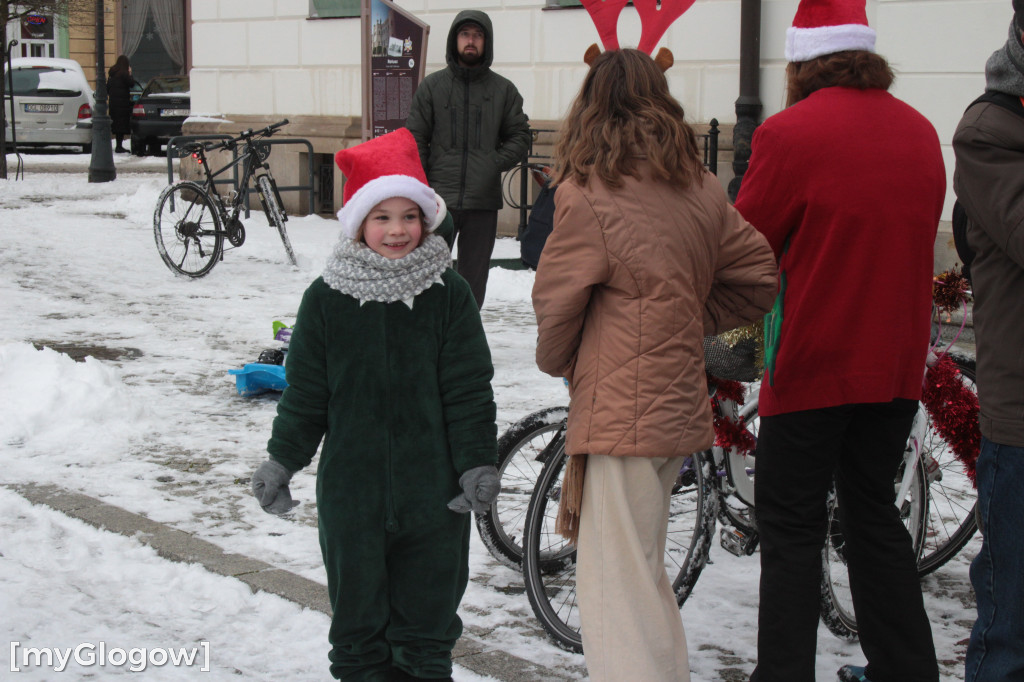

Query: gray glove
[447,465,500,514]
[251,459,300,515]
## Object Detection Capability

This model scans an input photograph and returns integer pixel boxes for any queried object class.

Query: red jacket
[734,87,945,417]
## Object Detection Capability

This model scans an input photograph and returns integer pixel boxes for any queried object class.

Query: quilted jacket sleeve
[702,198,779,335]
[532,183,610,379]
[493,83,532,173]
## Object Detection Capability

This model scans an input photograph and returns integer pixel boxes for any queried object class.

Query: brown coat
[532,166,777,459]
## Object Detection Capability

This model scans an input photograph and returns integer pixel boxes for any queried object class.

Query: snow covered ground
[1,148,977,680]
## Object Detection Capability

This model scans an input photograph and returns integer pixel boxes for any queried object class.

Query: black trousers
[750,400,939,682]
[450,209,497,309]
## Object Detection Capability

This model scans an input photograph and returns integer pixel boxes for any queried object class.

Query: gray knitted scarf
[322,234,451,308]
[985,21,1024,97]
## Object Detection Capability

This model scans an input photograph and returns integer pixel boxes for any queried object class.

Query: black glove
[251,459,299,514]
[447,465,500,514]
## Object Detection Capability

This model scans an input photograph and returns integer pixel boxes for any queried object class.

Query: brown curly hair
[786,50,894,106]
[551,49,704,191]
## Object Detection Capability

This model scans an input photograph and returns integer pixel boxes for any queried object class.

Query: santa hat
[334,128,446,240]
[785,0,876,62]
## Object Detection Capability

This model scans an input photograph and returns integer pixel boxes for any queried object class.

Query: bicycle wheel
[256,174,297,266]
[917,355,979,576]
[522,448,717,653]
[719,402,758,533]
[820,452,929,641]
[475,407,568,569]
[154,181,223,278]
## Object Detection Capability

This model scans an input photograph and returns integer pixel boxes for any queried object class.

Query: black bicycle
[153,119,297,277]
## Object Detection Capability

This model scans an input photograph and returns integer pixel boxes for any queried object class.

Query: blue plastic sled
[228,363,288,397]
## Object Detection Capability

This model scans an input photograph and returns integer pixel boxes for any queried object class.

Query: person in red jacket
[732,0,946,680]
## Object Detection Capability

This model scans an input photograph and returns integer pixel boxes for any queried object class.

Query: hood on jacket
[446,10,494,73]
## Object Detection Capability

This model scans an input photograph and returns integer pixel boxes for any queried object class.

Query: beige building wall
[66,0,117,90]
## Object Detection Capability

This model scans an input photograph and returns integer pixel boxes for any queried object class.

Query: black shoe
[115,147,127,153]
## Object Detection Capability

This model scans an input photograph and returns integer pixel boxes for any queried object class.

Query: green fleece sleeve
[438,273,497,474]
[267,281,331,472]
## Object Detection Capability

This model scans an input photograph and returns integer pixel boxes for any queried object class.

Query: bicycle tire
[475,407,568,570]
[256,174,297,266]
[819,452,929,641]
[917,355,979,576]
[154,181,224,278]
[522,447,717,653]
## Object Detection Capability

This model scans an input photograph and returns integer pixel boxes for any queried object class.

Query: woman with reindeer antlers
[531,6,779,676]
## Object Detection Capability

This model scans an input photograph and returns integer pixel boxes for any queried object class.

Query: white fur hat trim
[336,174,447,240]
[785,23,876,62]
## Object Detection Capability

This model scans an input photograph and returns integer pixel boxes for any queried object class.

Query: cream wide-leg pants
[576,454,691,681]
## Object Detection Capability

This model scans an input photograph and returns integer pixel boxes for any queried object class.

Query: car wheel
[148,140,163,157]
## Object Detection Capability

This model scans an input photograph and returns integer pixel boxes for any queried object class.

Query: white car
[3,57,95,153]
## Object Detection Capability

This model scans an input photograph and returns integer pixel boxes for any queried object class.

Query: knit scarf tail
[555,454,587,544]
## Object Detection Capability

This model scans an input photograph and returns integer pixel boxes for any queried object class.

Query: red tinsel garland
[920,354,980,485]
[933,267,972,316]
[711,379,756,457]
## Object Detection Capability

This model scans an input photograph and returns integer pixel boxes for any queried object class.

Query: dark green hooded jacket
[405,10,532,211]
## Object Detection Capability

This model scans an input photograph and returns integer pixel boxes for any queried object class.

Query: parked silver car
[3,57,95,153]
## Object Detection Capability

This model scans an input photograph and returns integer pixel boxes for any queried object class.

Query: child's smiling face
[361,197,424,259]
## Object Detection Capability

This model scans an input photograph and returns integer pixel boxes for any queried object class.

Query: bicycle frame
[188,141,269,228]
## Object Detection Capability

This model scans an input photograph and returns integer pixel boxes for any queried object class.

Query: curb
[4,482,582,682]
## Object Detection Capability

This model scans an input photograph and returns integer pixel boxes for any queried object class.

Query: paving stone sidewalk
[6,482,585,682]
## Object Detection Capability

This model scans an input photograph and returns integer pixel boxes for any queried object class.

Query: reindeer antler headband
[580,0,698,70]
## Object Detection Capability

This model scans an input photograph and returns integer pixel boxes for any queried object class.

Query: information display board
[361,0,429,141]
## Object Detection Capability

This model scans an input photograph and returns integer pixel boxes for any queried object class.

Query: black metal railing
[166,135,317,216]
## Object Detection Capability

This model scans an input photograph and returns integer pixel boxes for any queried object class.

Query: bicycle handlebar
[198,119,291,152]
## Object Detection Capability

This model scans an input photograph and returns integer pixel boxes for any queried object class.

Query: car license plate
[160,108,189,117]
[25,103,59,113]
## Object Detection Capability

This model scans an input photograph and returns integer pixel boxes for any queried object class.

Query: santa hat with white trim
[785,0,876,62]
[334,128,446,240]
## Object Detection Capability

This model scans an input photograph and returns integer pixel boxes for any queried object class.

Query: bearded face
[456,24,485,67]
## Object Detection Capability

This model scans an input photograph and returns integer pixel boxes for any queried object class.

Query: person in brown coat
[531,48,777,681]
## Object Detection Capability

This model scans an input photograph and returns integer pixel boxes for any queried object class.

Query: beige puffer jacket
[532,165,777,459]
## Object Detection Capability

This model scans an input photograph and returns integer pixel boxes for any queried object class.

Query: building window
[544,0,583,8]
[310,0,360,19]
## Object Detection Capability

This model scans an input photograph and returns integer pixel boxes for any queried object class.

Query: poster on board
[361,0,429,141]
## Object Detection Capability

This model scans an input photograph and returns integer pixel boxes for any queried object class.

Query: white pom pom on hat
[785,0,876,62]
[334,128,446,240]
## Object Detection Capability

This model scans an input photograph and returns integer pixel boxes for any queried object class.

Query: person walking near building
[405,10,532,309]
[953,3,1024,680]
[533,48,777,681]
[106,55,137,153]
[731,0,946,679]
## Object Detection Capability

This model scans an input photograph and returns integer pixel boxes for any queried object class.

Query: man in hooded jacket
[405,10,532,309]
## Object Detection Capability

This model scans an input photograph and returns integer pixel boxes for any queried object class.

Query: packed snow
[1,148,977,680]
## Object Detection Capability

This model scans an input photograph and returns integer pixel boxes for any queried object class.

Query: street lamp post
[728,0,762,201]
[88,0,115,182]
